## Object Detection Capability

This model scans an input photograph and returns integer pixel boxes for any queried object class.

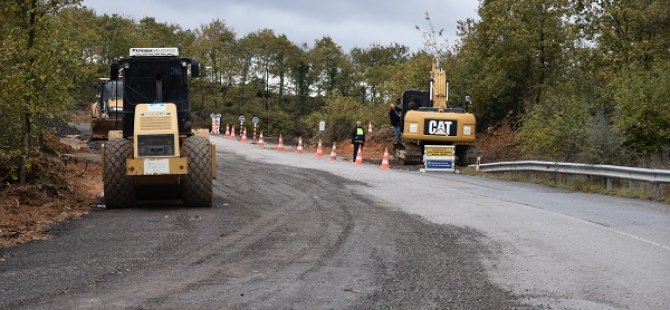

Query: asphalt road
[1,136,669,309]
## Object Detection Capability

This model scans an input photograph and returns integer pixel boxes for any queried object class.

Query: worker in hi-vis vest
[350,121,366,162]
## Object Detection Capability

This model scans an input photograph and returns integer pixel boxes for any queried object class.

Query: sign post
[210,113,221,135]
[252,116,259,143]
[238,115,245,136]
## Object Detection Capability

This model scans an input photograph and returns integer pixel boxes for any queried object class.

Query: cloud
[82,0,479,52]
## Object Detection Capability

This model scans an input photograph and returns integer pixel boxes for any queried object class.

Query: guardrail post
[652,183,661,201]
[606,178,613,191]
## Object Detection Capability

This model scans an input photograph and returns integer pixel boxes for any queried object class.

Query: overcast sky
[82,0,480,52]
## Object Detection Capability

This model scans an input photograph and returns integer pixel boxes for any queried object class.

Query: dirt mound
[0,134,101,248]
[336,126,395,162]
[474,123,523,163]
[321,124,522,164]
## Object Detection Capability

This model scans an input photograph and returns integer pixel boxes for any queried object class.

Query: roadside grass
[461,167,670,204]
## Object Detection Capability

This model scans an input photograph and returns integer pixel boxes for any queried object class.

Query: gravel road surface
[1,135,668,309]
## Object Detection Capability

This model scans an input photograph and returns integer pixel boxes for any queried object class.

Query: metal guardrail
[472,160,670,199]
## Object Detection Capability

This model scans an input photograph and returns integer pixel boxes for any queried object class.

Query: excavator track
[394,142,423,165]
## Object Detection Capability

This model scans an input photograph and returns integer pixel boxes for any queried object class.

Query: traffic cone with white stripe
[380,147,390,170]
[368,121,373,133]
[277,134,285,152]
[258,131,265,148]
[241,127,248,143]
[329,142,337,160]
[225,124,230,137]
[354,146,363,166]
[231,125,236,140]
[315,138,324,158]
[296,136,304,154]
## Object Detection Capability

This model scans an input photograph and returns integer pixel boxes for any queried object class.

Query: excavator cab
[90,78,124,140]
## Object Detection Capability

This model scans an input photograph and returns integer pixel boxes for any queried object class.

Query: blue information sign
[426,160,453,169]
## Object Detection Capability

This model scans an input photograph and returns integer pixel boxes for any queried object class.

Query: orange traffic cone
[258,131,265,148]
[329,142,337,160]
[225,124,230,137]
[315,138,323,158]
[354,146,364,166]
[380,147,390,170]
[296,136,304,154]
[277,134,285,152]
[230,125,236,140]
[368,121,373,133]
[241,127,248,143]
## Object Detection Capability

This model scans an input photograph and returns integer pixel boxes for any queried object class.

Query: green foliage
[577,111,631,165]
[449,0,669,165]
[453,0,571,128]
[308,37,349,96]
[351,43,410,103]
[579,0,670,71]
[517,84,588,162]
[302,96,388,142]
[614,64,670,154]
[259,109,292,137]
[1,0,85,182]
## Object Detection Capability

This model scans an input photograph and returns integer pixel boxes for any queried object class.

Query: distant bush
[517,86,588,162]
[258,109,292,137]
[576,111,632,165]
[303,96,388,142]
[614,64,670,155]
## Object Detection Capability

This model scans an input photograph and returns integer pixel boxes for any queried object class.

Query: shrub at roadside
[304,96,388,142]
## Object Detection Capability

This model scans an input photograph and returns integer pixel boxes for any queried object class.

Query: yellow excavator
[394,61,478,166]
[90,78,123,140]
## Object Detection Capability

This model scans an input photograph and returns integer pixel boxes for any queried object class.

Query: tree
[90,13,143,68]
[308,36,348,96]
[288,48,311,115]
[577,0,670,71]
[192,19,237,86]
[270,34,300,106]
[575,0,670,156]
[351,43,409,103]
[239,29,279,110]
[1,0,84,183]
[453,0,572,128]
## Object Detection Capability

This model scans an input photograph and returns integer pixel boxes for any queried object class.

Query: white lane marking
[475,192,670,252]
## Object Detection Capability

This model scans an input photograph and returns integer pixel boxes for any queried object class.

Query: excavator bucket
[91,117,123,140]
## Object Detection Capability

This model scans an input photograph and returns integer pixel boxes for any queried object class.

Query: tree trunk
[265,63,269,111]
[535,7,547,106]
[19,0,38,184]
[278,71,285,107]
[19,112,30,184]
